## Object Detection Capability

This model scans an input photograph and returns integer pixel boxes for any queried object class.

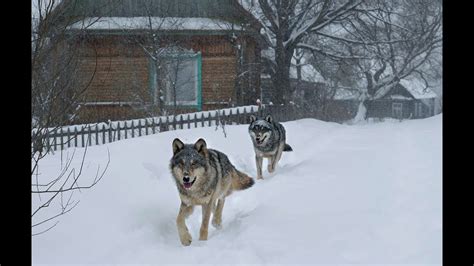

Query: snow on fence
[32,105,260,153]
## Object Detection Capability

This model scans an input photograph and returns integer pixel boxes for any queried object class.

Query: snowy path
[32,116,442,265]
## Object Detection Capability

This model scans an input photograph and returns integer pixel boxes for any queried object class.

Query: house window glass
[162,57,198,106]
[150,51,201,109]
[392,102,403,119]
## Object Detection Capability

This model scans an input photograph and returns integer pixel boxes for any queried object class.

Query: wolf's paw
[212,218,222,229]
[267,165,275,173]
[179,232,192,246]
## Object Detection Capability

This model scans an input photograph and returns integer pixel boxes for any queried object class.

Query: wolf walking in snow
[248,115,293,179]
[170,138,254,246]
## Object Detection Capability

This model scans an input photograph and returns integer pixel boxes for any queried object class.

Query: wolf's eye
[191,161,197,166]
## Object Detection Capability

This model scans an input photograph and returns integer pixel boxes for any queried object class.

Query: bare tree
[135,14,183,116]
[240,0,363,105]
[302,0,442,119]
[31,0,109,235]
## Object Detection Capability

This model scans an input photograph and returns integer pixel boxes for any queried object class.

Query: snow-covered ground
[32,115,442,265]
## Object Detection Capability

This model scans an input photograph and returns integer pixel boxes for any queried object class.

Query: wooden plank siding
[78,56,150,103]
[201,56,236,107]
[71,34,260,124]
[367,99,433,119]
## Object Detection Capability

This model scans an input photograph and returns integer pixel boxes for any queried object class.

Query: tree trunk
[273,40,293,105]
[152,59,163,116]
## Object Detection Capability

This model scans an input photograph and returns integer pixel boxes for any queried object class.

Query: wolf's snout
[183,176,190,182]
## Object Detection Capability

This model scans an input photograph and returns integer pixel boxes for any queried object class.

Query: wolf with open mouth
[169,138,254,246]
[248,114,293,179]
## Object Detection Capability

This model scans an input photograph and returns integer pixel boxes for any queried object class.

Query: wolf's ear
[265,114,273,123]
[249,115,256,123]
[172,138,184,155]
[194,138,208,156]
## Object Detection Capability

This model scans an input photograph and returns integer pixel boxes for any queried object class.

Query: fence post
[194,113,197,128]
[81,127,85,147]
[145,119,149,135]
[138,119,142,136]
[102,124,106,144]
[74,128,78,147]
[125,122,128,139]
[88,126,92,146]
[95,124,99,145]
[236,108,240,124]
[59,128,64,151]
[164,116,169,132]
[187,114,191,129]
[117,122,121,140]
[108,123,112,142]
[158,117,163,132]
[152,118,156,134]
[67,127,71,148]
[51,131,55,151]
[131,120,135,138]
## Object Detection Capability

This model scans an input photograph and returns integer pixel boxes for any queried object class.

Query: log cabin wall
[72,34,260,123]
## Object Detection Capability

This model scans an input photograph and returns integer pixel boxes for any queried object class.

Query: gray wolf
[170,138,254,246]
[248,115,293,179]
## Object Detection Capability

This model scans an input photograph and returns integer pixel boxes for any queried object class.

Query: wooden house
[52,0,263,123]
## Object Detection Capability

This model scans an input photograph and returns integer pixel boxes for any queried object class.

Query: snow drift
[32,115,442,265]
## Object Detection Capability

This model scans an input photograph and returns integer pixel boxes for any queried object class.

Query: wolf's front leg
[268,155,275,173]
[269,144,284,173]
[176,202,194,246]
[199,199,215,240]
[256,155,263,179]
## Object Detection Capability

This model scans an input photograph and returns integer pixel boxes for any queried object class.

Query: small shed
[367,78,438,119]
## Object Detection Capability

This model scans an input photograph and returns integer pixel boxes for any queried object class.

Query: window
[414,102,423,118]
[392,102,403,119]
[149,51,201,110]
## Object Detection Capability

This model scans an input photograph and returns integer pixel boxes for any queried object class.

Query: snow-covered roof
[68,17,242,31]
[290,64,327,84]
[58,0,255,25]
[388,94,413,100]
[372,76,397,100]
[332,87,360,100]
[399,78,438,99]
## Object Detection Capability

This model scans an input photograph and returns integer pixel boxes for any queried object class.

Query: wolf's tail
[232,169,254,191]
[283,143,293,152]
